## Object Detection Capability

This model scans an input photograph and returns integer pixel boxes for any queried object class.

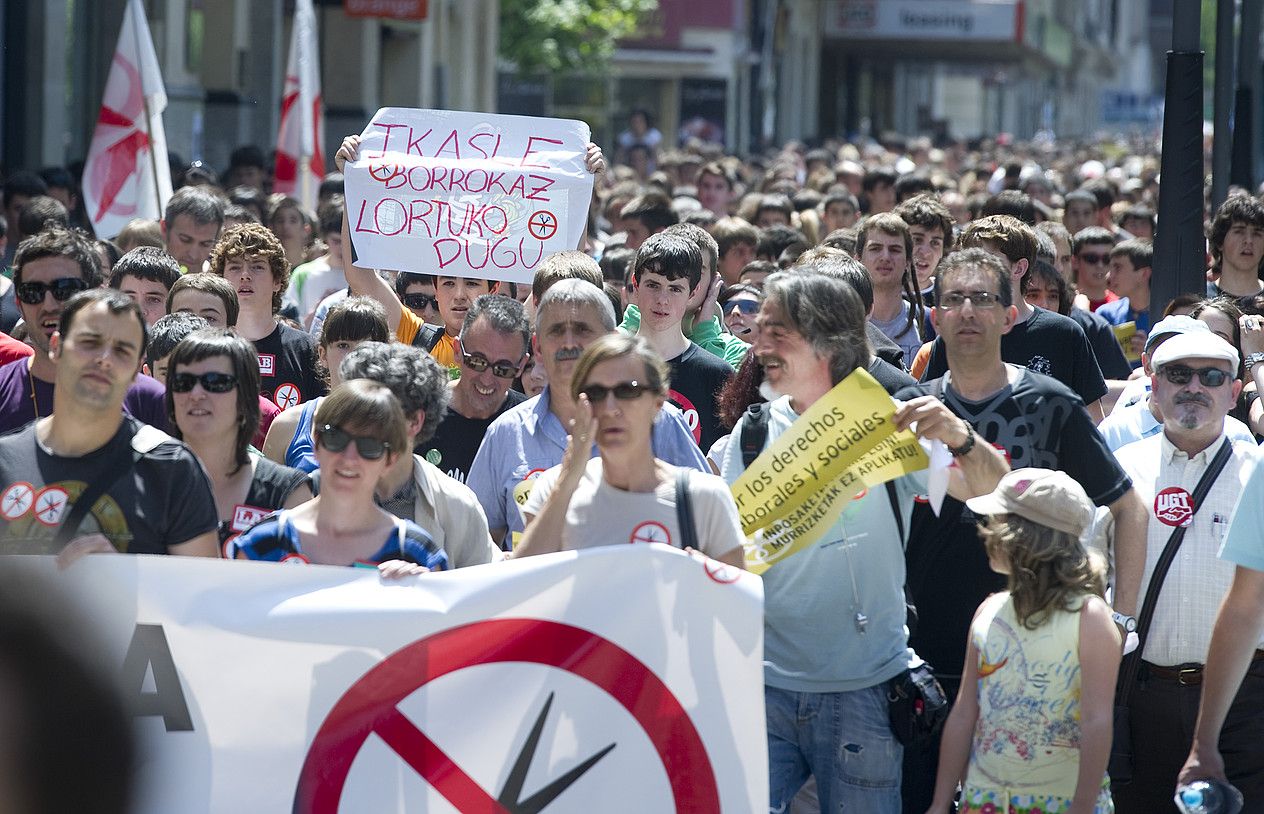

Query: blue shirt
[1095,297,1152,332]
[1101,396,1257,452]
[1222,450,1264,572]
[467,385,708,547]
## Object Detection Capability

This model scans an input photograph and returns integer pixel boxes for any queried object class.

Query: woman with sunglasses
[719,284,762,339]
[514,333,745,567]
[262,296,390,472]
[232,379,448,573]
[166,329,313,555]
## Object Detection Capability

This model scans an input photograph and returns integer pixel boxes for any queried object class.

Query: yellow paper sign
[1112,321,1140,363]
[731,368,929,575]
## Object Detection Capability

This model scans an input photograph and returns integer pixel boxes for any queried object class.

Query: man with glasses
[1071,226,1118,312]
[417,294,530,484]
[1112,331,1264,812]
[0,227,168,434]
[895,248,1147,811]
[0,288,217,557]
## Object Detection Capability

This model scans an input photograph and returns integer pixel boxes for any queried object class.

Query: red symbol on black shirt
[668,389,701,444]
[274,383,301,409]
[629,521,671,546]
[1,482,35,520]
[33,486,69,527]
[527,210,559,241]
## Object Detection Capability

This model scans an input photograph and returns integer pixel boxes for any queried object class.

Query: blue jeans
[766,683,902,814]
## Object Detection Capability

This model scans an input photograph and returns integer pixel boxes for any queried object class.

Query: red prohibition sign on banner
[293,618,721,813]
[527,210,558,240]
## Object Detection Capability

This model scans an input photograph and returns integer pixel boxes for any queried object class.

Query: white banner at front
[11,546,764,813]
[344,107,593,284]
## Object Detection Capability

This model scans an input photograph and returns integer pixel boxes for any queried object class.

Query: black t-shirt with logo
[895,367,1131,679]
[252,323,326,409]
[419,390,528,484]
[666,342,733,452]
[0,418,218,555]
[921,306,1108,406]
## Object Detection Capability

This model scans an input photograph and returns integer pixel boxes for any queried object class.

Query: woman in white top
[516,333,745,567]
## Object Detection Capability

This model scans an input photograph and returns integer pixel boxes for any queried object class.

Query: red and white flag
[82,0,172,239]
[274,0,324,209]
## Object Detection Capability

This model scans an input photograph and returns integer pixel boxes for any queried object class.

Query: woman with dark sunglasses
[513,333,745,567]
[165,329,313,555]
[262,296,390,472]
[231,379,448,574]
[719,283,762,339]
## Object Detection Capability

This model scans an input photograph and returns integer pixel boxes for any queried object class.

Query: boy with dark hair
[819,190,860,234]
[167,272,239,328]
[631,232,733,451]
[1071,225,1118,311]
[2,171,49,267]
[712,216,758,285]
[754,193,793,228]
[620,192,678,250]
[1208,194,1264,299]
[856,212,923,367]
[110,246,182,326]
[393,272,440,326]
[17,196,69,239]
[861,166,897,214]
[1097,239,1154,352]
[1061,188,1098,238]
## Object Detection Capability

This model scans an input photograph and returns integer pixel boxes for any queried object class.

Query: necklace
[28,367,41,418]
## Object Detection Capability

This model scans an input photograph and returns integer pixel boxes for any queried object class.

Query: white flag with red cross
[82,0,173,240]
[274,0,325,210]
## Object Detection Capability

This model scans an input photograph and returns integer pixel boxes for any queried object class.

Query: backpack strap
[739,403,771,468]
[675,468,698,550]
[53,422,168,550]
[411,323,444,352]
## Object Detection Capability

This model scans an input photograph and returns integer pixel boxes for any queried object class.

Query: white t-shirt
[521,457,743,561]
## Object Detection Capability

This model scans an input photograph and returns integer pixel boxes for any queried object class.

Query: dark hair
[394,271,435,299]
[855,212,923,335]
[315,378,411,458]
[632,232,703,292]
[663,221,719,277]
[163,185,225,228]
[109,246,181,291]
[165,328,261,474]
[794,247,874,312]
[58,288,149,360]
[756,193,793,218]
[1071,226,1116,254]
[3,171,48,209]
[934,248,1015,308]
[96,239,123,271]
[982,190,1037,225]
[1062,188,1098,212]
[712,216,759,257]
[229,144,266,170]
[13,226,101,287]
[166,272,240,327]
[18,196,69,238]
[861,166,897,193]
[895,193,955,248]
[756,224,808,262]
[462,294,531,357]
[319,296,390,348]
[820,227,858,254]
[960,214,1038,271]
[1208,194,1264,265]
[717,350,765,428]
[599,246,636,283]
[319,173,345,200]
[620,192,678,233]
[317,199,344,236]
[894,174,934,202]
[339,342,451,445]
[1110,238,1153,270]
[208,223,290,312]
[1024,259,1072,315]
[1164,292,1206,317]
[146,312,209,369]
[763,271,868,384]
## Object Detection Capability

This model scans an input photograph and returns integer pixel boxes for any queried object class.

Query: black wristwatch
[947,420,976,458]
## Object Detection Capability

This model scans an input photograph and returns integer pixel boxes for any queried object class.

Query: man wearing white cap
[1112,331,1264,812]
[1100,314,1256,451]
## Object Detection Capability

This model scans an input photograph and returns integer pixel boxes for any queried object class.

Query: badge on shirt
[1154,487,1194,527]
[630,521,672,546]
[513,468,546,507]
[232,504,270,533]
[257,353,276,376]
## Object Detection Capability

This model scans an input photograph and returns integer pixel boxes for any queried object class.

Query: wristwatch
[1245,351,1264,372]
[947,420,976,458]
[1111,610,1138,633]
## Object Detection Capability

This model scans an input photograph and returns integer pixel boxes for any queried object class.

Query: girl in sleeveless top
[927,468,1121,814]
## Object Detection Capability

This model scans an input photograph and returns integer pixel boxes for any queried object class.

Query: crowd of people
[2,125,1264,814]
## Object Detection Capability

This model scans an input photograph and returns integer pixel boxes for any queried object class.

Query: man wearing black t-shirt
[420,295,530,483]
[920,215,1109,420]
[895,249,1148,812]
[630,232,732,451]
[0,289,217,558]
[1206,195,1264,302]
[208,223,325,409]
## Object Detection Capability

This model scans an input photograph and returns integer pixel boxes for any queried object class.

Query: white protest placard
[11,546,765,813]
[344,107,593,284]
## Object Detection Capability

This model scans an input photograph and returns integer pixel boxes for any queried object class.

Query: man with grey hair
[161,186,224,273]
[339,341,498,568]
[468,278,706,548]
[717,270,1009,813]
[418,294,531,484]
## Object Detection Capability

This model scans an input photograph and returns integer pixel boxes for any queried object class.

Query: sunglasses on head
[724,300,760,315]
[1158,365,1233,387]
[402,292,438,310]
[16,277,89,305]
[579,380,652,403]
[170,372,238,393]
[317,424,391,459]
[461,351,522,379]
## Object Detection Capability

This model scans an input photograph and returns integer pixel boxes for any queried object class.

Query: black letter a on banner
[121,624,193,731]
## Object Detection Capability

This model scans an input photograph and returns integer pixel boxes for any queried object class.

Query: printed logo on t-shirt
[32,486,69,526]
[668,389,701,444]
[0,482,35,520]
[258,353,276,377]
[280,552,310,564]
[0,480,135,553]
[1155,486,1194,527]
[231,504,270,533]
[1026,356,1053,376]
[273,383,302,409]
[629,520,671,546]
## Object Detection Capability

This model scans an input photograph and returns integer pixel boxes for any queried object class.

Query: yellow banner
[1112,321,1140,363]
[731,369,929,575]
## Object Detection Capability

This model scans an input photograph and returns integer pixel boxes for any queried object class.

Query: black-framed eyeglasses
[1158,365,1233,388]
[937,291,1003,310]
[316,425,391,460]
[170,372,239,393]
[580,380,652,403]
[460,351,524,379]
[724,299,760,316]
[16,277,89,305]
[402,292,438,311]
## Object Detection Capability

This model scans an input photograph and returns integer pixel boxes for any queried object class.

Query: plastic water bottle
[1174,779,1244,814]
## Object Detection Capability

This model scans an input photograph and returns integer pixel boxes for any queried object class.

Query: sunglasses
[461,351,523,379]
[402,292,438,310]
[1158,365,1233,388]
[317,424,391,460]
[937,291,1003,310]
[16,277,89,305]
[724,300,760,316]
[579,380,652,403]
[170,372,239,393]
[1078,252,1110,265]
